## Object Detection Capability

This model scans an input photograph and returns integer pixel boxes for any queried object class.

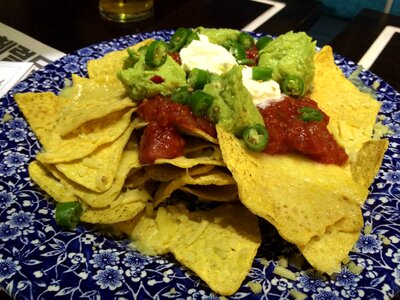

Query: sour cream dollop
[241,66,282,107]
[179,35,237,75]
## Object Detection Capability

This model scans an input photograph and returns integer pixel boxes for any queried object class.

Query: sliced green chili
[243,124,269,151]
[282,75,305,97]
[55,201,83,229]
[187,68,210,90]
[230,42,246,60]
[123,48,140,69]
[186,31,200,45]
[222,38,236,50]
[256,36,273,50]
[172,86,191,104]
[298,107,324,122]
[188,90,214,116]
[168,27,191,52]
[238,58,255,66]
[238,32,255,50]
[252,66,273,81]
[145,40,168,67]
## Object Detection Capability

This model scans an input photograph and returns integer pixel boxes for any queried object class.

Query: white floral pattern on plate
[0,30,399,299]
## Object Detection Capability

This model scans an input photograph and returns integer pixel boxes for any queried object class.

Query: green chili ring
[55,201,83,229]
[188,90,214,116]
[187,68,210,90]
[186,31,200,45]
[243,124,269,151]
[256,36,273,50]
[252,66,273,81]
[298,107,324,122]
[282,75,305,97]
[238,32,255,50]
[145,40,168,67]
[172,86,192,104]
[230,42,246,60]
[168,27,191,52]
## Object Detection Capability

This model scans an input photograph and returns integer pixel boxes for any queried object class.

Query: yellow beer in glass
[99,0,154,23]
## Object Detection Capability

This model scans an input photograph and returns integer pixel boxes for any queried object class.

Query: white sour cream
[179,37,237,75]
[241,66,282,107]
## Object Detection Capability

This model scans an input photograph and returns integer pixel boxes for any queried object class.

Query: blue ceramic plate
[0,30,399,300]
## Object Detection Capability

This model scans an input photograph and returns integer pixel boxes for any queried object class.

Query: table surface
[331,8,400,92]
[0,0,320,53]
[0,1,399,299]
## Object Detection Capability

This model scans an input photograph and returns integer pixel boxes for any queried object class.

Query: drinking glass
[99,0,154,23]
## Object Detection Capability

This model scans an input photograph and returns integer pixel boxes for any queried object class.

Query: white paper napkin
[0,61,35,98]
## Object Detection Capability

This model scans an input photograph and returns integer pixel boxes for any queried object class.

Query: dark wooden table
[0,0,321,54]
[331,8,400,92]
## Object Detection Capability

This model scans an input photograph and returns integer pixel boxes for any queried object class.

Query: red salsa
[168,51,181,65]
[137,95,216,164]
[245,45,259,65]
[259,96,348,165]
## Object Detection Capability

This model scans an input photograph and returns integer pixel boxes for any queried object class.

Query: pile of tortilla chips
[14,36,388,296]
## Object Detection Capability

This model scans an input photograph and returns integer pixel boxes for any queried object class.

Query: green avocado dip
[117,50,186,101]
[258,31,316,95]
[203,65,264,136]
[195,27,240,46]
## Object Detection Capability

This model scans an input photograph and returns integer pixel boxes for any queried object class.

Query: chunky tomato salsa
[137,96,217,164]
[259,96,348,165]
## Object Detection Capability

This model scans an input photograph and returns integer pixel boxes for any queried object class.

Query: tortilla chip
[310,46,381,155]
[217,126,367,273]
[299,213,363,274]
[56,94,133,136]
[87,38,155,80]
[28,161,79,203]
[67,73,127,97]
[36,107,134,164]
[80,188,150,224]
[14,92,71,148]
[144,164,215,182]
[170,203,260,296]
[43,149,142,208]
[154,169,236,206]
[121,203,261,296]
[179,185,238,202]
[351,139,389,188]
[154,142,225,168]
[124,168,150,189]
[53,123,135,193]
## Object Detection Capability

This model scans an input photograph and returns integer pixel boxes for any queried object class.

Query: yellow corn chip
[14,92,71,148]
[36,107,134,164]
[144,164,214,182]
[80,188,151,224]
[87,39,155,79]
[351,139,389,188]
[120,202,261,296]
[154,143,225,168]
[179,185,238,202]
[310,46,381,155]
[299,213,363,274]
[217,126,367,273]
[28,161,79,203]
[154,169,236,206]
[53,122,135,193]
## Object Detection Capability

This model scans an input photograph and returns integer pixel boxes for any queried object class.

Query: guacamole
[195,27,240,46]
[118,52,186,101]
[203,65,264,136]
[258,31,316,95]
